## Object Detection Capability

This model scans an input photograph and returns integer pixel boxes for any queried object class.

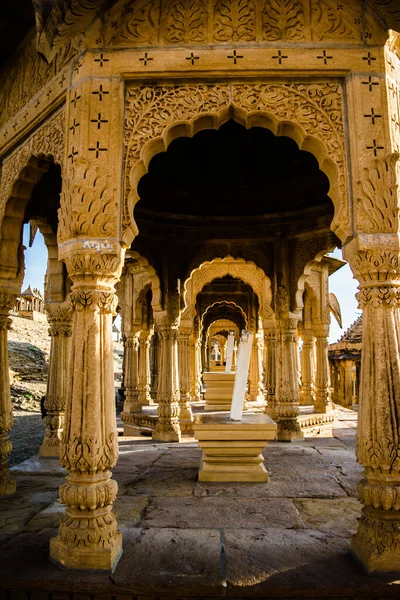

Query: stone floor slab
[294,497,362,534]
[131,467,198,497]
[10,456,66,475]
[111,527,223,593]
[143,497,304,529]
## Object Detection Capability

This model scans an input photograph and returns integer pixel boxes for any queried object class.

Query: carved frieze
[106,0,385,47]
[261,0,305,41]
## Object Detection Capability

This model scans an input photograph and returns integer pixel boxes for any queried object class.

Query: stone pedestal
[203,372,236,411]
[40,301,72,458]
[193,412,277,482]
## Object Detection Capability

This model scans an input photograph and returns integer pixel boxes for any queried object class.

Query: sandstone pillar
[138,330,152,406]
[0,292,17,496]
[153,317,181,442]
[314,327,333,414]
[299,332,316,406]
[344,240,400,572]
[276,318,303,442]
[150,331,159,400]
[50,252,123,570]
[264,329,277,419]
[123,332,140,412]
[178,330,194,431]
[343,359,354,408]
[189,334,200,401]
[40,301,72,457]
[249,333,263,401]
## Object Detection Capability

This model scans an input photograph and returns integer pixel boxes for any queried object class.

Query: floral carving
[164,0,207,43]
[111,0,160,45]
[261,0,305,41]
[58,159,118,244]
[0,33,76,129]
[311,0,358,41]
[356,154,399,234]
[214,0,256,42]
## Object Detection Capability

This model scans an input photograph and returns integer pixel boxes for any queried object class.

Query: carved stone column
[150,331,159,400]
[344,240,400,572]
[50,253,123,571]
[299,332,316,406]
[314,327,333,414]
[178,330,194,432]
[153,317,181,442]
[249,333,263,401]
[189,335,199,401]
[138,330,153,406]
[343,359,355,407]
[264,329,277,419]
[276,318,303,442]
[40,301,73,458]
[123,332,140,413]
[0,292,17,496]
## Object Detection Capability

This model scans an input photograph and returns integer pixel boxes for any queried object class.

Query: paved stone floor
[1,407,400,599]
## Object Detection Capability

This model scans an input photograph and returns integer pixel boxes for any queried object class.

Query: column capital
[45,300,73,336]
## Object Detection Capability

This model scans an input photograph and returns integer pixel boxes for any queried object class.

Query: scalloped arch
[180,256,272,324]
[124,83,348,246]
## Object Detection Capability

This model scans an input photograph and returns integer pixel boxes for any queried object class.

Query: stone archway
[181,256,272,325]
[123,82,348,247]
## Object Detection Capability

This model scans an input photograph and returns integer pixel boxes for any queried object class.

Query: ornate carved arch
[0,109,65,281]
[124,82,348,245]
[181,256,272,323]
[201,300,248,330]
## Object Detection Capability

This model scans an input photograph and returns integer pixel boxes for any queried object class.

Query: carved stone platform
[193,412,277,482]
[121,410,157,435]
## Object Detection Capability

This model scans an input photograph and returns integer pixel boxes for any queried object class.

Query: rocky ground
[7,315,123,466]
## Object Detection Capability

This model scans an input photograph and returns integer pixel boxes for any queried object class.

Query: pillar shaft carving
[178,331,194,429]
[40,301,73,458]
[138,331,152,406]
[249,334,263,402]
[264,329,277,418]
[276,318,303,442]
[153,317,181,442]
[150,331,159,399]
[300,333,315,406]
[0,291,17,496]
[50,251,123,571]
[314,329,332,414]
[123,333,140,413]
[344,240,400,571]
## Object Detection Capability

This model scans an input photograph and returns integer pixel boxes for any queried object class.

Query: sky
[23,225,360,344]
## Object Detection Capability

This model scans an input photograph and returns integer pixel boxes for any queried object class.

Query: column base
[314,401,333,414]
[39,438,61,458]
[0,472,16,496]
[50,530,123,571]
[277,420,304,442]
[264,405,277,420]
[153,424,181,442]
[351,508,400,573]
